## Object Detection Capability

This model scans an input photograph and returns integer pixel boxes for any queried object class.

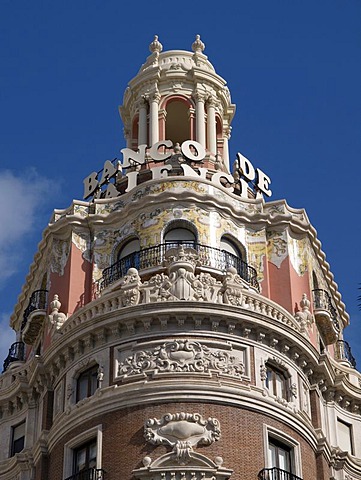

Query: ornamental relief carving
[116,340,245,380]
[107,246,252,306]
[50,239,70,275]
[144,412,221,464]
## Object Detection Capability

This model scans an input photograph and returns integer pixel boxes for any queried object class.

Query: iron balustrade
[101,241,259,291]
[337,340,357,368]
[65,468,106,480]
[21,289,48,331]
[258,467,303,480]
[312,289,340,333]
[2,341,25,372]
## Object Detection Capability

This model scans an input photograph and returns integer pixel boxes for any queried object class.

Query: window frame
[73,438,97,474]
[337,418,354,455]
[162,220,198,245]
[220,235,246,261]
[263,425,302,479]
[10,420,26,456]
[63,425,103,480]
[265,361,290,401]
[76,364,99,403]
[116,237,141,261]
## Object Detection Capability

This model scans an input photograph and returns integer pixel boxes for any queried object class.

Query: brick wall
[43,401,328,480]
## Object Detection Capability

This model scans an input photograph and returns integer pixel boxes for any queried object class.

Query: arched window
[312,271,319,290]
[163,221,197,248]
[165,98,191,145]
[220,237,243,258]
[216,114,223,157]
[116,237,141,275]
[117,238,140,260]
[220,236,246,272]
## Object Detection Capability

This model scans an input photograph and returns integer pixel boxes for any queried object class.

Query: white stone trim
[62,424,102,479]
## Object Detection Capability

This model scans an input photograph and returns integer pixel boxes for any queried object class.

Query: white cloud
[0,169,54,367]
[0,169,53,284]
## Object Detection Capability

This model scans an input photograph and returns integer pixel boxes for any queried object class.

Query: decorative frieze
[116,340,245,380]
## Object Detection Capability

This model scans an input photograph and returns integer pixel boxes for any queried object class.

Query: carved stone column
[207,97,217,155]
[123,127,132,148]
[194,90,206,148]
[149,91,161,146]
[223,126,231,166]
[138,96,148,146]
[188,107,195,140]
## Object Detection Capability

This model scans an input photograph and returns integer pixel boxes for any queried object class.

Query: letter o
[181,140,206,162]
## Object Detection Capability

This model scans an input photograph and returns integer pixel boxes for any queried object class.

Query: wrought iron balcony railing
[65,468,106,480]
[2,341,25,372]
[21,289,48,331]
[312,289,340,333]
[101,241,259,291]
[258,467,303,480]
[336,340,357,368]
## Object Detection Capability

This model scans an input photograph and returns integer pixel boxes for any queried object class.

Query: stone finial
[50,294,61,312]
[97,365,104,387]
[295,293,314,332]
[192,34,205,54]
[49,294,67,330]
[300,293,311,311]
[149,35,163,54]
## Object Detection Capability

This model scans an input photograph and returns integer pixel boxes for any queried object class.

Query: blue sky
[0,1,360,367]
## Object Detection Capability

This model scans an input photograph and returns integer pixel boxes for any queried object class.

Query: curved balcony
[336,340,356,368]
[21,289,48,345]
[258,467,302,480]
[100,241,259,291]
[312,289,340,344]
[2,341,25,372]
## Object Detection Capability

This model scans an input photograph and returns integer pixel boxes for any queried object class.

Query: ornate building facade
[1,36,360,480]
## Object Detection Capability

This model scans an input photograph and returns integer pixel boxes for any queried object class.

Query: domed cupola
[119,35,236,172]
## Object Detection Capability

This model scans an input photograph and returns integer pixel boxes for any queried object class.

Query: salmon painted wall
[268,257,311,315]
[48,242,92,318]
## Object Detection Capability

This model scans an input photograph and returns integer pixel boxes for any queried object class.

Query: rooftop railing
[312,289,340,333]
[65,468,106,480]
[336,340,357,368]
[101,241,259,291]
[258,467,303,480]
[2,341,25,372]
[21,289,48,331]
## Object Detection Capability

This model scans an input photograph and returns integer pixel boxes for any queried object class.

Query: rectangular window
[11,421,25,456]
[268,438,292,473]
[266,364,288,400]
[76,365,98,402]
[261,426,302,480]
[337,419,354,455]
[63,425,103,480]
[74,439,97,473]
